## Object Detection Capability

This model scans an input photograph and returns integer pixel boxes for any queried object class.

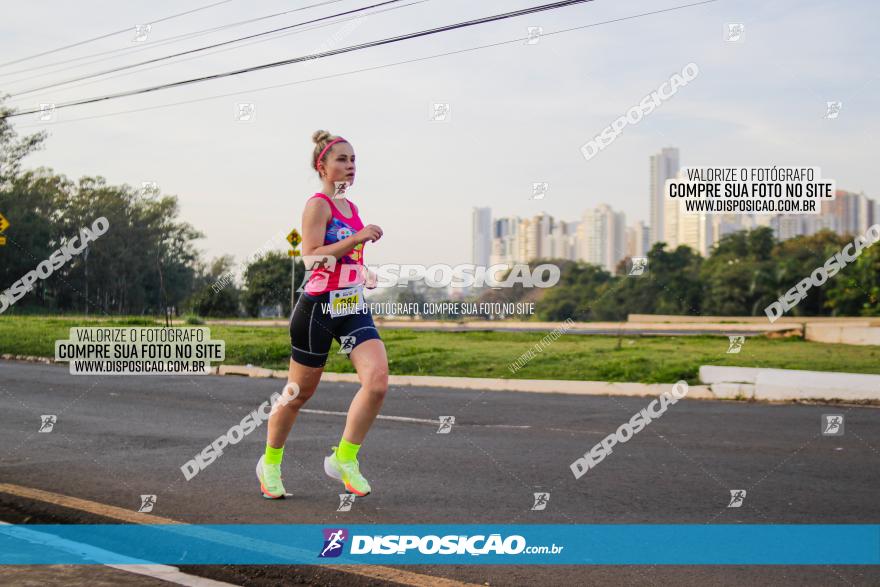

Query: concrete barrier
[700,366,761,384]
[700,365,880,401]
[756,369,880,401]
[629,314,876,325]
[805,323,880,346]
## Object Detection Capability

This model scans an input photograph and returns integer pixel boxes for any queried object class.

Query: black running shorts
[289,290,381,368]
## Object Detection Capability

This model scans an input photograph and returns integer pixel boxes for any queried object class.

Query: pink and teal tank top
[303,192,366,295]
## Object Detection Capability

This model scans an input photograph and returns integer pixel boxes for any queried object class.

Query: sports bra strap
[309,193,357,218]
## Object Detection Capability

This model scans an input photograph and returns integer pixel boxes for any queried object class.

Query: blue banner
[1,524,878,565]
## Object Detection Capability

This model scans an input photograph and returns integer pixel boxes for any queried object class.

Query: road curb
[4,354,876,402]
[3,354,711,398]
[0,353,53,364]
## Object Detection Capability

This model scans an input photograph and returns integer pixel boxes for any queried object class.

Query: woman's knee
[275,381,318,412]
[361,365,389,396]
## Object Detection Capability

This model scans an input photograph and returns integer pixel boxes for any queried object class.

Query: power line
[4,0,596,118]
[0,0,350,84]
[3,1,428,108]
[6,0,719,128]
[0,0,236,69]
[9,0,411,97]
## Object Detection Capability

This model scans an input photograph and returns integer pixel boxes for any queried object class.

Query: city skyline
[474,145,878,272]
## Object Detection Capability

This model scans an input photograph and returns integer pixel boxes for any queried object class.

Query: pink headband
[315,137,348,169]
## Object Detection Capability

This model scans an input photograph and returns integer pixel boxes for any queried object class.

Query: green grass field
[2,316,879,384]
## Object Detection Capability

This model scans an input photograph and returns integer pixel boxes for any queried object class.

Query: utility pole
[83,244,89,316]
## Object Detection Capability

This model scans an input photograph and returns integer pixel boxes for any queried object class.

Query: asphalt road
[1,360,878,586]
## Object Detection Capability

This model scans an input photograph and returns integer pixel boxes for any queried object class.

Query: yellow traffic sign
[288,249,299,257]
[0,212,8,234]
[0,236,6,246]
[286,229,301,247]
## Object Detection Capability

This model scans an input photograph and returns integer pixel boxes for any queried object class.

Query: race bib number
[329,285,366,318]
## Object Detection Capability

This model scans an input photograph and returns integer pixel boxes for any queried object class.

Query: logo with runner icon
[39,415,57,433]
[339,336,356,354]
[531,492,550,511]
[821,414,844,436]
[319,528,348,557]
[727,489,746,508]
[138,494,157,513]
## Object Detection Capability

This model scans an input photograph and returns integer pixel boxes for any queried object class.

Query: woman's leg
[267,358,323,448]
[342,339,389,444]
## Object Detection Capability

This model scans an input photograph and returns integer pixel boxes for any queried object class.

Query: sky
[1,0,878,271]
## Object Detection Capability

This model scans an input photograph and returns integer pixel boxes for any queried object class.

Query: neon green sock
[336,437,361,462]
[265,443,284,465]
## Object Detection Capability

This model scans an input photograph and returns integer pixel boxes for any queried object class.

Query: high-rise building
[802,213,835,236]
[567,221,581,260]
[771,215,807,241]
[768,191,875,241]
[490,213,574,265]
[824,190,861,236]
[649,147,679,245]
[663,197,680,249]
[547,219,577,260]
[813,190,876,236]
[471,207,492,267]
[626,221,650,258]
[626,227,636,258]
[579,204,626,272]
[490,216,520,266]
[857,193,875,233]
[525,213,553,260]
[664,168,711,254]
[636,221,650,256]
[675,211,712,256]
[517,217,532,262]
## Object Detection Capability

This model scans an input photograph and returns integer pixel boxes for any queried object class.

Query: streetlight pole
[287,228,301,316]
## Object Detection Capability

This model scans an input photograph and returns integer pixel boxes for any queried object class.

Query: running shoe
[324,446,371,497]
[256,454,289,499]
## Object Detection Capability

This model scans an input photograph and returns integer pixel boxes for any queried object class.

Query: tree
[242,251,293,317]
[188,255,241,317]
[58,178,203,314]
[611,243,703,317]
[825,243,880,316]
[772,230,849,317]
[0,170,68,311]
[536,261,613,321]
[0,95,48,189]
[700,228,778,316]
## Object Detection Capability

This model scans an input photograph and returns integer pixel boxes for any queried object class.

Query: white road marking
[300,408,531,428]
[0,521,235,586]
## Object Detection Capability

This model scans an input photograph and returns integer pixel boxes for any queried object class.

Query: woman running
[256,130,387,498]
